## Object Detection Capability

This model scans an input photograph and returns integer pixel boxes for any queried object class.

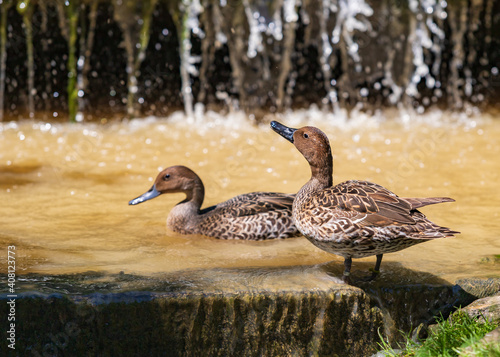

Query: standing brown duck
[271,121,459,282]
[129,165,300,240]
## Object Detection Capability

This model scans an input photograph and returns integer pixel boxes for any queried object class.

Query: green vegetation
[378,310,499,357]
[66,0,79,123]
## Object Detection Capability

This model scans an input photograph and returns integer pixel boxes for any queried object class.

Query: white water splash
[244,0,263,59]
[331,0,373,63]
[317,0,373,111]
[406,0,447,98]
[179,0,204,118]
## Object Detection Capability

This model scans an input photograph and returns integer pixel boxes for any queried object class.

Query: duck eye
[164,174,170,180]
[303,133,309,139]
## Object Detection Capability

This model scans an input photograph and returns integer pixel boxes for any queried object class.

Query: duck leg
[342,257,352,284]
[368,254,383,280]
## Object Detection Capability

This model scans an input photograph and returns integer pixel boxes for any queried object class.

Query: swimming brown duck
[271,121,459,283]
[129,165,300,240]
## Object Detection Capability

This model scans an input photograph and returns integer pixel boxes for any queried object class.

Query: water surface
[1,109,499,285]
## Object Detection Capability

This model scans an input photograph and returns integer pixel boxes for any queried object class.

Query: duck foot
[361,254,383,282]
[342,272,352,284]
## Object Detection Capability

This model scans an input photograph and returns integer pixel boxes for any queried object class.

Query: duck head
[129,165,205,206]
[271,121,333,185]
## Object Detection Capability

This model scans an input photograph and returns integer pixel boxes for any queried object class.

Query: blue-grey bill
[129,185,161,205]
[270,121,296,143]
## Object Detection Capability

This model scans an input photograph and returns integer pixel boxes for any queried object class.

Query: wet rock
[479,255,500,265]
[0,264,488,356]
[461,293,500,325]
[2,286,384,356]
[455,278,500,300]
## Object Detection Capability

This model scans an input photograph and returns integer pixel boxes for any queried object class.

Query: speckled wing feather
[317,180,417,226]
[217,192,295,217]
[197,192,299,240]
[295,180,458,256]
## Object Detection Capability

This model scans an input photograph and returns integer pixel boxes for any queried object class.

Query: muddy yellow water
[1,109,499,284]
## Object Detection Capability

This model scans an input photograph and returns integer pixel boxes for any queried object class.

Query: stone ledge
[1,265,497,356]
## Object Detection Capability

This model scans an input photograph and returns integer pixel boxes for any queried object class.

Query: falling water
[113,0,158,118]
[177,0,203,118]
[0,0,498,120]
[19,1,35,118]
[0,1,10,121]
[75,0,99,122]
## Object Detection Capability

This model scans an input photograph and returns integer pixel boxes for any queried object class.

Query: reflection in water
[0,110,499,284]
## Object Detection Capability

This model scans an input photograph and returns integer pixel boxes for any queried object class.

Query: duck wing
[404,197,455,209]
[314,180,418,227]
[217,192,295,217]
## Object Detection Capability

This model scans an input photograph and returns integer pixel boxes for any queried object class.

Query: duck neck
[166,178,205,234]
[309,150,333,189]
[310,164,333,189]
[296,155,333,206]
[183,178,205,211]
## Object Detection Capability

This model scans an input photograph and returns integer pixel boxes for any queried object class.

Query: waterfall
[0,1,13,121]
[18,1,35,118]
[0,0,498,121]
[114,0,158,118]
[177,0,203,118]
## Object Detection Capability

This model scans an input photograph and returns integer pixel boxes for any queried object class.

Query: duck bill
[270,121,296,143]
[129,185,161,205]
